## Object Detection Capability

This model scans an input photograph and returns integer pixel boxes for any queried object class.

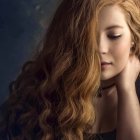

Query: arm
[115,55,140,140]
[116,87,140,140]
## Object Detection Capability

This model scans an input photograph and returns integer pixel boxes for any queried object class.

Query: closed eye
[107,34,122,40]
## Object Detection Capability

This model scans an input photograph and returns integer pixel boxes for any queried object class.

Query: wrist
[116,84,136,96]
[116,81,135,90]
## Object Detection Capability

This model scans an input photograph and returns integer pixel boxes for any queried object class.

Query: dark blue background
[0,0,60,105]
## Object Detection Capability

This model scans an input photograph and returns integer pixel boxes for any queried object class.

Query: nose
[99,36,109,54]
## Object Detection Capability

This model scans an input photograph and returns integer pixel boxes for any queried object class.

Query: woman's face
[98,5,133,81]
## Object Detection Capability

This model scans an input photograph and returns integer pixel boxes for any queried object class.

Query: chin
[101,76,109,81]
[101,77,109,81]
[101,74,115,81]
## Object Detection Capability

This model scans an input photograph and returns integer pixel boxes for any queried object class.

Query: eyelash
[107,34,122,40]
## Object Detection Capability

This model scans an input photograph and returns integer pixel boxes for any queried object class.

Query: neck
[101,83,115,90]
[101,77,116,89]
[98,81,116,97]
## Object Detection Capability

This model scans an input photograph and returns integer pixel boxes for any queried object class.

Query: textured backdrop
[0,0,60,104]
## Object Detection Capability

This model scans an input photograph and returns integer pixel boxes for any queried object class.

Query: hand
[115,55,140,92]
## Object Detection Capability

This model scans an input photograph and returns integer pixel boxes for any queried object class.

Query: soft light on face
[98,5,133,81]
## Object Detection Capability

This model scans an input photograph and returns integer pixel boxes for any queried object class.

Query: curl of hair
[5,0,100,140]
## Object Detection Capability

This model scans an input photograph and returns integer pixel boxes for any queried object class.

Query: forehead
[98,5,127,30]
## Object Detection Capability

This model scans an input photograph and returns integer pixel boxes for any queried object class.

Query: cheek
[112,44,131,69]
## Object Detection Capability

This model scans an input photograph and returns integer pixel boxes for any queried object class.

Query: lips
[101,62,112,70]
[101,61,112,65]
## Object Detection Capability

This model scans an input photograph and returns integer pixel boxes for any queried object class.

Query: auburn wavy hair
[4,0,100,140]
[2,0,140,140]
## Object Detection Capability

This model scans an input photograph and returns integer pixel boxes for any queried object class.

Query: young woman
[91,1,140,140]
[0,0,140,140]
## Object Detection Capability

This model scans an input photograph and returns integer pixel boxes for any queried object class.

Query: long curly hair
[2,0,140,140]
[5,0,100,140]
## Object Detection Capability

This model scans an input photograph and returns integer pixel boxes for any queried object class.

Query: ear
[131,42,134,46]
[130,42,135,50]
[130,42,135,56]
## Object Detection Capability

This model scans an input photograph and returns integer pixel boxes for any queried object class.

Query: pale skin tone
[92,5,140,140]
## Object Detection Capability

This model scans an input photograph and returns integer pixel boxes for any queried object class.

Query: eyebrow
[105,25,123,30]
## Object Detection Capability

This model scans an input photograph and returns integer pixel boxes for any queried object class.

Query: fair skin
[92,5,140,140]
